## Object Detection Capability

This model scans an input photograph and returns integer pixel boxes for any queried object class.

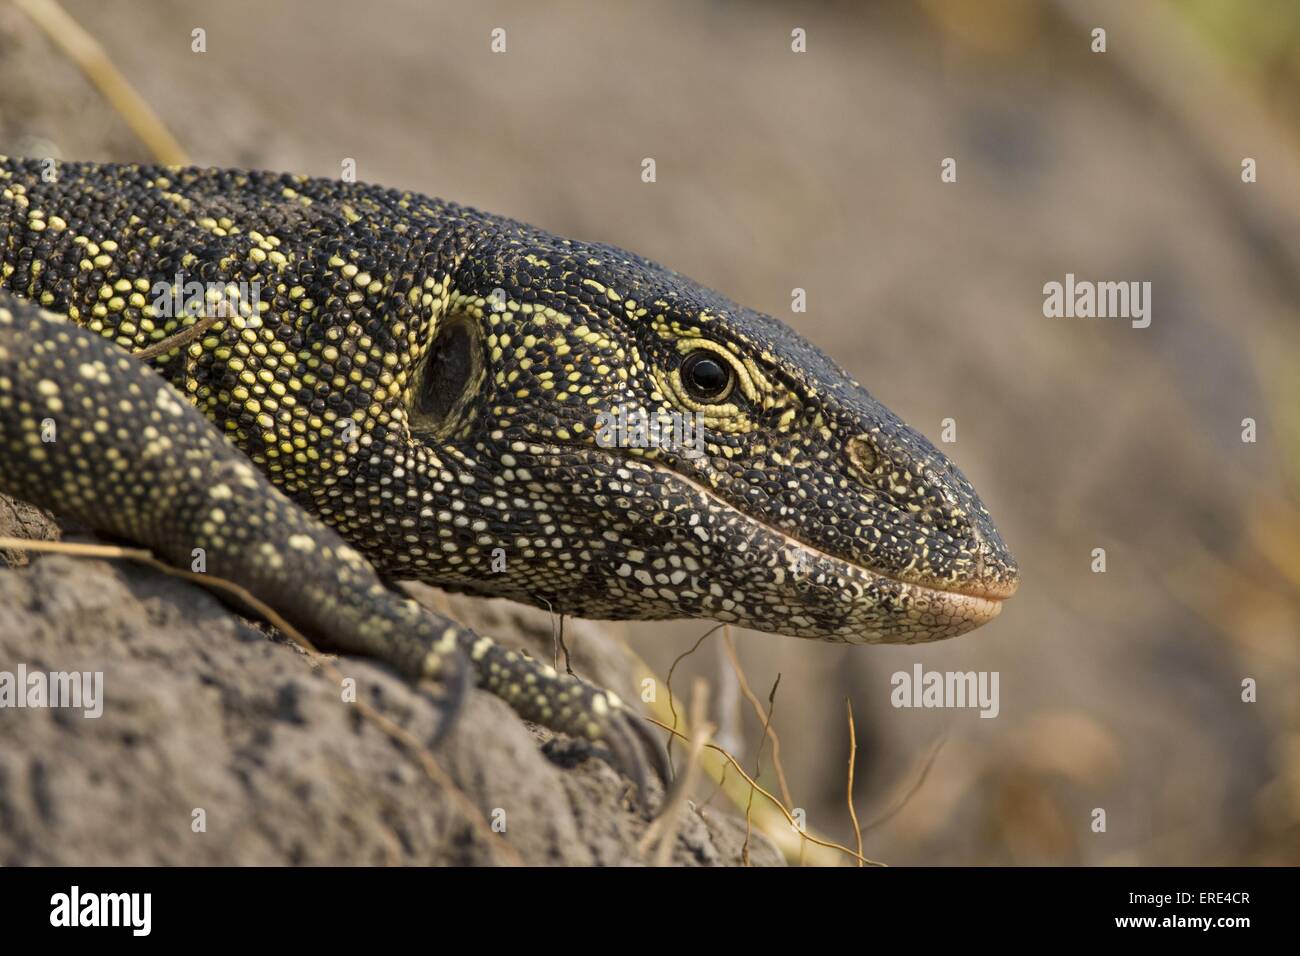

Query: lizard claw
[448,629,668,808]
[623,710,673,793]
[593,713,650,808]
[421,644,473,747]
[591,708,671,812]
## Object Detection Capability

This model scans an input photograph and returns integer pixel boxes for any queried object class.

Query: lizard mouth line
[653,461,1008,604]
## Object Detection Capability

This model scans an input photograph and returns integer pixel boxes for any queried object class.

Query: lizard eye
[680,350,734,403]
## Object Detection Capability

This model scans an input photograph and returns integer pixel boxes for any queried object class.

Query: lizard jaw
[642,461,1008,643]
[527,434,1011,643]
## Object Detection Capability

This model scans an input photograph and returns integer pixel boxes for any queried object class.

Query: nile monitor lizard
[0,158,1019,797]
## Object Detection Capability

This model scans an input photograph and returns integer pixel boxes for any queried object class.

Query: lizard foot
[459,631,669,808]
[418,643,474,748]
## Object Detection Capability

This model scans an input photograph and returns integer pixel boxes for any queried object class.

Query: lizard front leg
[0,294,661,802]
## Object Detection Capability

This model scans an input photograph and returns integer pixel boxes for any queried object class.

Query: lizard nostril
[847,434,878,478]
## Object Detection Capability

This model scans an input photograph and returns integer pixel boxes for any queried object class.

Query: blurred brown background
[3,0,1297,864]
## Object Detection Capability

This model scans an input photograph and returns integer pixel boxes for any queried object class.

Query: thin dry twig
[638,678,714,865]
[740,671,783,866]
[721,628,793,808]
[663,623,724,773]
[134,312,223,361]
[0,535,523,866]
[845,698,863,867]
[536,596,579,680]
[626,639,882,866]
[862,734,947,834]
[645,714,885,867]
[14,0,189,165]
[713,636,743,756]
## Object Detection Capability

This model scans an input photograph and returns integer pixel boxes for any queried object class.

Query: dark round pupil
[683,352,729,397]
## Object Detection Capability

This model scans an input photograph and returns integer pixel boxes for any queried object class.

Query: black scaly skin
[0,158,1019,795]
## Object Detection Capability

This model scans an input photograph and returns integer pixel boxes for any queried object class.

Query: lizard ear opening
[409,314,484,438]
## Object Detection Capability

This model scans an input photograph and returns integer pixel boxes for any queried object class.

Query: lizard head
[403,232,1018,644]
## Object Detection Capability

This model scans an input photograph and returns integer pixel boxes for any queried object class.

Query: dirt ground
[1,0,1298,865]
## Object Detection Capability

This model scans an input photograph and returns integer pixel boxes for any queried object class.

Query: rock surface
[0,496,780,866]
